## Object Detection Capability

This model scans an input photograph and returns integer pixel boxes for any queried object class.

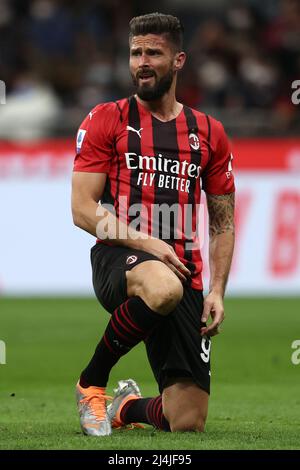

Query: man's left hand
[200,292,225,337]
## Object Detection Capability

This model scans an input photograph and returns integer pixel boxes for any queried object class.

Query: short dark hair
[129,13,184,51]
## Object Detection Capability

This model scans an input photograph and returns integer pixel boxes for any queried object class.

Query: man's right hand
[138,238,191,282]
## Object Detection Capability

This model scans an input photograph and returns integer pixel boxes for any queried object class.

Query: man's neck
[135,87,183,122]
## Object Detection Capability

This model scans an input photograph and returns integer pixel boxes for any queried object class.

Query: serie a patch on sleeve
[76,129,87,153]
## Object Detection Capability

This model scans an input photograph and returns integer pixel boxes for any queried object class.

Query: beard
[131,66,174,101]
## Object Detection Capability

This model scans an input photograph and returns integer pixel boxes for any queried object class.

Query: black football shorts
[91,242,211,394]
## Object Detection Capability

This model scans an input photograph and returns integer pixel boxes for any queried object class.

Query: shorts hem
[159,369,210,395]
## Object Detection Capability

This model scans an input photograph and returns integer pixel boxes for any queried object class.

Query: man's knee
[127,261,183,315]
[162,379,209,432]
[169,414,206,433]
[149,278,183,314]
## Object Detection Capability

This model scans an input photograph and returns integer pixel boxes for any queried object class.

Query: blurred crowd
[0,0,300,139]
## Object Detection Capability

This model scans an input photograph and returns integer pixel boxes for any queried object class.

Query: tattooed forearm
[206,192,235,237]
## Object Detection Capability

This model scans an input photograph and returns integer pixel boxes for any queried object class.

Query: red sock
[121,396,170,431]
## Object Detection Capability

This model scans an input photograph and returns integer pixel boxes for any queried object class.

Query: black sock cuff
[123,297,163,333]
[126,296,162,326]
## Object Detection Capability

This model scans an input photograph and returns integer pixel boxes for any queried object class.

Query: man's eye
[131,51,141,56]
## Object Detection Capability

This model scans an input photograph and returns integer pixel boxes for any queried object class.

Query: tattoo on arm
[206,192,235,237]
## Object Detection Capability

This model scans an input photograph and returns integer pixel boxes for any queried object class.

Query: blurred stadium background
[0,0,300,450]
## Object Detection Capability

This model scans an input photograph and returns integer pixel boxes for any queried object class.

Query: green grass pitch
[0,297,300,450]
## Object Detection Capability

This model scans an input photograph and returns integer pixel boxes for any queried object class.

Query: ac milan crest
[189,133,200,151]
[126,255,138,265]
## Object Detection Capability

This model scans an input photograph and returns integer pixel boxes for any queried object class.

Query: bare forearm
[73,200,191,281]
[71,172,184,269]
[209,231,234,296]
[73,201,147,250]
[206,192,235,297]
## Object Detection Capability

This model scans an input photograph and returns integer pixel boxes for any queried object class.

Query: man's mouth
[137,72,155,82]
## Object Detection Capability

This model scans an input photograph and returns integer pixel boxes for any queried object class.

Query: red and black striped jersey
[73,96,235,290]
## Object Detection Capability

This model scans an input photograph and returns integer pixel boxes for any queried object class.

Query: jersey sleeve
[73,103,117,173]
[201,119,235,195]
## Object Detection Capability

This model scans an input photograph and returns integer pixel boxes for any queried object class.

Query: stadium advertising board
[0,139,299,295]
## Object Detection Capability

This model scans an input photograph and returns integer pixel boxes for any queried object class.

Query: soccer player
[72,12,235,436]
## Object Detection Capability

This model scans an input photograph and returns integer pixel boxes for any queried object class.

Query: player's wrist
[208,285,225,298]
[125,235,149,251]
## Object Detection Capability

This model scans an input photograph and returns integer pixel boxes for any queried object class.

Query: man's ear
[174,52,186,71]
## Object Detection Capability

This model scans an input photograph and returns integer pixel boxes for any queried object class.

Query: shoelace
[80,393,112,421]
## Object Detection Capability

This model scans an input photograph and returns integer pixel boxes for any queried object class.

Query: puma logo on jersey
[126,125,143,138]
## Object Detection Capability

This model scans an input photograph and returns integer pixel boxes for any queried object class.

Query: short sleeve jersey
[74,96,235,290]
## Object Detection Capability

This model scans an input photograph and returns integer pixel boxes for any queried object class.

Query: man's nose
[138,53,150,67]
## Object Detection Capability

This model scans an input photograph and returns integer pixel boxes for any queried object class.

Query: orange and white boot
[76,381,112,436]
[107,379,143,429]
